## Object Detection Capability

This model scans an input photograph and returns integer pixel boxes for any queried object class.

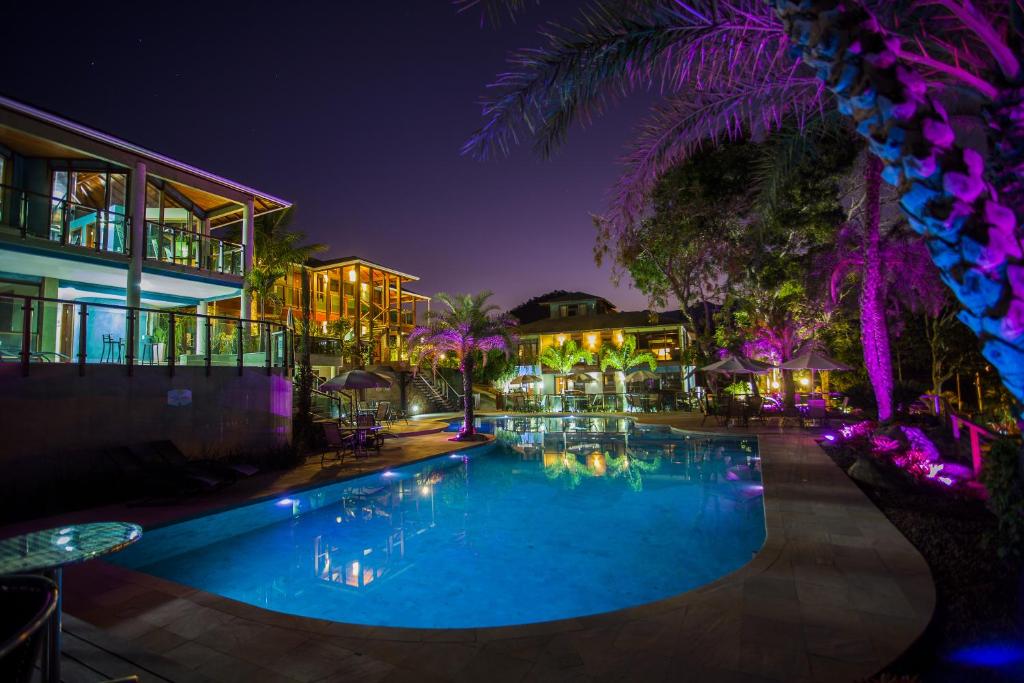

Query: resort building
[0,96,293,474]
[0,95,289,360]
[266,256,430,375]
[513,291,695,399]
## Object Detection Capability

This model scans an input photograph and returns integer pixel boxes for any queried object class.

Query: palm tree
[409,292,517,440]
[460,0,1024,416]
[538,339,594,375]
[599,334,658,374]
[239,208,326,321]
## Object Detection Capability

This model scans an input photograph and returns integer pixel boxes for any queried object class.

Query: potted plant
[151,324,168,363]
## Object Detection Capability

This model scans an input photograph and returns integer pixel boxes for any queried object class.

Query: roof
[305,255,419,281]
[515,309,686,335]
[0,94,291,225]
[538,291,616,308]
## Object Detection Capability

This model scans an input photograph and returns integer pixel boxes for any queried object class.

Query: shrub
[981,438,1024,559]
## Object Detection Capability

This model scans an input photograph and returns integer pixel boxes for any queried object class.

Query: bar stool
[139,335,155,365]
[101,335,124,363]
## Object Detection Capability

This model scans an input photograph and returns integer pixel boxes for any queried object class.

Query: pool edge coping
[66,415,937,682]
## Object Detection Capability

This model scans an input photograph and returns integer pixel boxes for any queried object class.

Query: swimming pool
[112,417,765,628]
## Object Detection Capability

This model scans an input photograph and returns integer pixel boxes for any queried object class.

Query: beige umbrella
[510,374,543,385]
[624,369,660,382]
[563,371,597,384]
[700,356,774,374]
[780,351,850,398]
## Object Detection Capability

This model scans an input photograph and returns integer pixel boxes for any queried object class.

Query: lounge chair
[104,447,203,497]
[322,422,356,467]
[128,443,229,491]
[147,440,258,479]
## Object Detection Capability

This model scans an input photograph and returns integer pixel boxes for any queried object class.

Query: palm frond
[453,0,537,27]
[609,76,826,227]
[464,0,796,160]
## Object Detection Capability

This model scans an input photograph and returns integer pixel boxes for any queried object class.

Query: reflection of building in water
[311,475,446,590]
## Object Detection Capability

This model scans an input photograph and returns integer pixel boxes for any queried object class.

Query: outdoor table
[346,425,382,456]
[0,521,142,683]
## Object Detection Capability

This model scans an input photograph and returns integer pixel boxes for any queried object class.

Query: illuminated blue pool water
[113,417,765,628]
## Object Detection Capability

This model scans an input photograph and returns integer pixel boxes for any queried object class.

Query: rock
[848,456,892,489]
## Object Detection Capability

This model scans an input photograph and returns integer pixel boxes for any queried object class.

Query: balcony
[144,222,243,276]
[0,183,129,255]
[0,185,245,277]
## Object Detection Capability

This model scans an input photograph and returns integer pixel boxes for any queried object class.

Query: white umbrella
[780,351,850,399]
[624,369,660,382]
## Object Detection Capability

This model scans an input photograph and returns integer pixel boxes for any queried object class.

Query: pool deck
[4,413,934,682]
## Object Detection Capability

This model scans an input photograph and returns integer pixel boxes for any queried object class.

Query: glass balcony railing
[144,222,244,276]
[0,185,245,277]
[0,293,291,375]
[0,183,129,255]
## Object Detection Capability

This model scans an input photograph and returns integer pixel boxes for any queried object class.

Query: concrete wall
[0,363,292,486]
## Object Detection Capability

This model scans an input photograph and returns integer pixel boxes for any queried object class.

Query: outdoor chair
[375,401,394,427]
[827,396,850,419]
[805,399,827,427]
[700,394,722,426]
[322,422,356,466]
[100,334,124,363]
[777,404,803,429]
[0,575,58,683]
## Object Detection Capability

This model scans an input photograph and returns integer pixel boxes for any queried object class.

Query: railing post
[205,317,212,377]
[125,309,135,376]
[20,296,31,377]
[168,312,176,377]
[265,322,272,375]
[237,323,244,376]
[77,303,87,376]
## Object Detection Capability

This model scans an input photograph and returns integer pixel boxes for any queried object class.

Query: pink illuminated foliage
[464,0,1024,417]
[409,291,517,439]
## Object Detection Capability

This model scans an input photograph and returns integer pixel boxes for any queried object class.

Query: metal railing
[144,221,243,276]
[0,294,292,377]
[501,391,695,413]
[428,371,464,407]
[0,183,129,255]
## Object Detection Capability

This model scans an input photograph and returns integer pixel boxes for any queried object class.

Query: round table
[0,522,142,683]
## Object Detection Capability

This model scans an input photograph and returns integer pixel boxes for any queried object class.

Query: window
[48,166,128,252]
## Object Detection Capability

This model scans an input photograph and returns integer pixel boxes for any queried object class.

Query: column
[201,216,211,270]
[240,197,255,320]
[127,161,146,309]
[195,301,208,356]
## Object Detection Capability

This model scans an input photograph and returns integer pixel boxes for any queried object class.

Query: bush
[980,438,1024,559]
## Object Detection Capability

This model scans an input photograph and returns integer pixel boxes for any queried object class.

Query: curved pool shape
[112,417,765,628]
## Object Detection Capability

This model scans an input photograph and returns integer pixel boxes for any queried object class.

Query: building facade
[267,257,430,374]
[514,292,695,396]
[0,95,289,362]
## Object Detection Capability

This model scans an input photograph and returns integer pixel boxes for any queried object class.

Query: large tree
[409,292,517,440]
[459,0,1024,418]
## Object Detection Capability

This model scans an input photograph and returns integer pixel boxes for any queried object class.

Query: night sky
[2,1,653,313]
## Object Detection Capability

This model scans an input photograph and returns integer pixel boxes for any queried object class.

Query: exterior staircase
[411,373,460,413]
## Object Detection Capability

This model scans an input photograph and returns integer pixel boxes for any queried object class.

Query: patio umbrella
[780,351,850,398]
[778,350,851,372]
[563,371,596,384]
[624,369,660,382]
[510,374,542,385]
[700,356,774,374]
[321,369,392,417]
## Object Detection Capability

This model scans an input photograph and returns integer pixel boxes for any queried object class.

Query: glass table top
[0,522,142,574]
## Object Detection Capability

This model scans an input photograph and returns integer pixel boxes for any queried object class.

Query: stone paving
[10,414,935,682]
